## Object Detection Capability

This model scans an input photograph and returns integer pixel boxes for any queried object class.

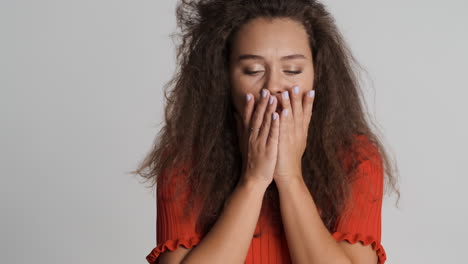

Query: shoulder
[348,134,384,200]
[337,133,382,175]
[353,134,381,163]
[157,161,193,202]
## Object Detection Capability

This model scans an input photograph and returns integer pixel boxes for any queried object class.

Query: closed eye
[244,70,302,76]
[284,70,302,75]
[244,71,263,75]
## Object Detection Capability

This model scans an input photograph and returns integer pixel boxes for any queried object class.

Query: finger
[266,112,280,151]
[290,85,304,123]
[259,95,277,146]
[279,106,289,146]
[302,89,315,133]
[277,90,292,124]
[243,93,255,129]
[250,89,270,138]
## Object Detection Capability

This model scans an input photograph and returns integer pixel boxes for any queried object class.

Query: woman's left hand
[273,85,315,186]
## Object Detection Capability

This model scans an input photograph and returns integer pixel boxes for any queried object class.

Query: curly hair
[131,0,400,238]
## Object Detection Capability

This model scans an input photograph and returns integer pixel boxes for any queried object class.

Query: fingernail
[269,96,275,104]
[308,90,315,98]
[262,89,267,98]
[293,85,300,94]
[284,109,289,116]
[282,91,289,100]
[272,112,278,120]
[246,94,252,101]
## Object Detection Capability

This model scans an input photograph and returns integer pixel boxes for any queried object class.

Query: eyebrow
[237,54,307,62]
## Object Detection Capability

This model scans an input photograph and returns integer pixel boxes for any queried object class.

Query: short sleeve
[331,136,387,264]
[146,165,202,264]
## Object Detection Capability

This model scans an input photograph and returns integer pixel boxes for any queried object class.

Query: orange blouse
[146,135,387,263]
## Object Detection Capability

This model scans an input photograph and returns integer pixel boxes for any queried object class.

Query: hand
[274,85,316,185]
[234,89,280,189]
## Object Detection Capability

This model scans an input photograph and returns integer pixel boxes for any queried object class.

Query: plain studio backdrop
[1,1,467,263]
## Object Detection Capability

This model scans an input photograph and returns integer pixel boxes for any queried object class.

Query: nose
[263,70,285,98]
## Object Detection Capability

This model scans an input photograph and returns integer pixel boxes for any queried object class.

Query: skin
[229,17,315,187]
[230,17,378,264]
[159,17,378,264]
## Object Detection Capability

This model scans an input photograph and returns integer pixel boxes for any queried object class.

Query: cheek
[231,95,243,114]
[230,75,259,110]
[302,67,314,88]
[298,74,314,91]
[230,81,249,114]
[309,69,315,89]
[232,76,257,94]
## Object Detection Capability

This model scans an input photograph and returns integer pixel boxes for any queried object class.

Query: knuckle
[248,134,255,144]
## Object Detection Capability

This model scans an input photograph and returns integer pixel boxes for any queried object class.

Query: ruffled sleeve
[146,164,202,264]
[331,135,387,264]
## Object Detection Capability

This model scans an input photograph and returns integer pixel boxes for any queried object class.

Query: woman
[133,0,400,263]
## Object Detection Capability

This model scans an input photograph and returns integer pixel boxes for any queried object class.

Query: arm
[276,177,354,264]
[273,88,380,264]
[181,178,267,264]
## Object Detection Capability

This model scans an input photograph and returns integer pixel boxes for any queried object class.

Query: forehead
[230,17,312,57]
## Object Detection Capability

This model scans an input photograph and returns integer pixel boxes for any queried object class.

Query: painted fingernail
[262,89,267,98]
[293,85,300,94]
[282,91,289,100]
[272,112,278,120]
[284,109,289,116]
[308,90,315,98]
[246,94,252,101]
[269,96,275,104]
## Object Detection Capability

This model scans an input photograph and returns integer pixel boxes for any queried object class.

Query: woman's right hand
[234,89,280,189]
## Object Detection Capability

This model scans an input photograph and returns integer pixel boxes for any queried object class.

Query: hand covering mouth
[275,95,283,112]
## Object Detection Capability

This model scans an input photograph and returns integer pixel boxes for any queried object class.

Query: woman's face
[229,17,314,116]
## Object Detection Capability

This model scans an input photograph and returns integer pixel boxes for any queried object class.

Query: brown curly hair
[131,0,400,238]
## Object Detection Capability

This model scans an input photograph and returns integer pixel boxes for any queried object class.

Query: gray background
[1,0,467,263]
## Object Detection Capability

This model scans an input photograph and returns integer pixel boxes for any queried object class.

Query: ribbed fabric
[146,134,387,264]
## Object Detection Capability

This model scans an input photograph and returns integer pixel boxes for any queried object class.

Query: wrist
[275,175,306,192]
[238,175,270,192]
